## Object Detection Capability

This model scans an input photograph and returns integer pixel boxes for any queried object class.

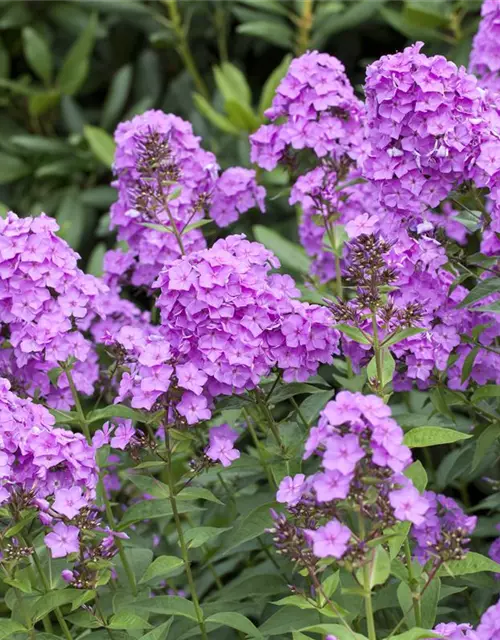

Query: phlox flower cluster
[107,325,174,412]
[0,212,106,408]
[273,392,428,563]
[488,524,500,568]
[108,110,265,290]
[290,166,380,282]
[335,231,500,390]
[108,110,216,288]
[153,234,339,422]
[411,491,477,564]
[250,50,365,171]
[0,377,98,558]
[477,599,500,640]
[470,0,500,97]
[210,167,265,228]
[206,424,240,467]
[427,623,478,640]
[364,42,495,227]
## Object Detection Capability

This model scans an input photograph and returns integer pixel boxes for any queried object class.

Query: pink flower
[306,519,351,559]
[176,362,207,396]
[44,522,80,558]
[313,470,351,502]
[110,422,135,450]
[323,434,365,475]
[177,392,211,425]
[52,487,87,519]
[276,474,306,506]
[389,483,429,525]
[206,436,240,467]
[345,213,378,239]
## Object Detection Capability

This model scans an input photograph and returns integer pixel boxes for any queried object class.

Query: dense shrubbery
[0,2,500,640]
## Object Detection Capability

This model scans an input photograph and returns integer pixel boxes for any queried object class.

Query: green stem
[371,313,383,396]
[358,515,376,640]
[244,408,276,488]
[164,0,210,99]
[295,0,314,55]
[64,366,91,442]
[165,432,208,640]
[363,563,377,640]
[100,477,138,596]
[214,4,228,62]
[64,368,137,596]
[326,222,343,298]
[25,539,73,640]
[404,539,422,627]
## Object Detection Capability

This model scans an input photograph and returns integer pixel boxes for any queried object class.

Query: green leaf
[335,324,372,345]
[101,64,133,130]
[118,499,203,529]
[472,424,500,470]
[138,620,173,640]
[22,27,52,85]
[457,278,500,308]
[214,62,252,106]
[321,571,340,600]
[66,610,102,629]
[303,626,368,640]
[367,348,394,388]
[258,55,292,115]
[0,620,27,640]
[403,426,472,448]
[387,521,410,560]
[0,152,30,184]
[236,0,290,16]
[127,475,170,499]
[421,576,440,629]
[382,327,426,347]
[237,20,294,49]
[84,125,116,168]
[397,582,415,627]
[87,404,151,424]
[389,629,441,640]
[461,346,479,384]
[259,608,324,636]
[379,6,447,41]
[181,219,213,234]
[108,613,151,630]
[87,242,106,277]
[253,225,311,273]
[299,389,335,425]
[225,99,260,131]
[356,547,390,589]
[29,90,60,116]
[438,552,500,577]
[193,93,240,135]
[312,0,387,46]
[471,384,500,403]
[57,13,98,95]
[133,596,200,621]
[178,486,224,505]
[206,612,263,639]
[221,503,275,556]
[139,556,184,584]
[184,526,232,549]
[32,589,94,622]
[404,460,428,493]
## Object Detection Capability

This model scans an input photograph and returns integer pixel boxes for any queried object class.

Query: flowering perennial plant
[2,11,500,640]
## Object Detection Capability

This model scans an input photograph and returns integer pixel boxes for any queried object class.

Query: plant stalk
[165,431,208,640]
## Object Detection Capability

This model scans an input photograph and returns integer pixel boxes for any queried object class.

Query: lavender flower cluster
[0,377,98,556]
[154,234,339,421]
[274,392,428,562]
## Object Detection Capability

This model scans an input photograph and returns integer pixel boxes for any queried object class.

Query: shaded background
[0,0,482,271]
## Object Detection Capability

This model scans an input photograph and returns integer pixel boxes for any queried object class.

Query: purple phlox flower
[276,474,306,506]
[305,519,351,559]
[44,522,80,558]
[52,486,87,519]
